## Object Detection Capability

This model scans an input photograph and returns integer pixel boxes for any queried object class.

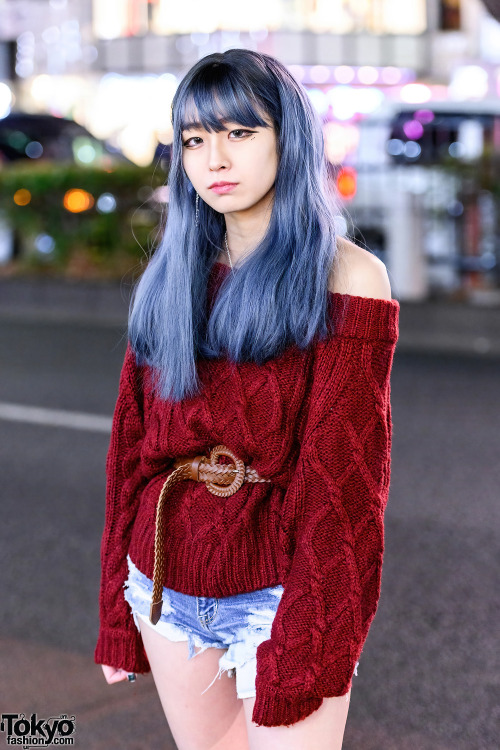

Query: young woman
[95,49,399,750]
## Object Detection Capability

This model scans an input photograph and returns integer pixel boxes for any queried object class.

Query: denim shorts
[123,555,284,700]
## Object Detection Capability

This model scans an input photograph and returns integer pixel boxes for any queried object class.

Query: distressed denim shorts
[123,554,284,700]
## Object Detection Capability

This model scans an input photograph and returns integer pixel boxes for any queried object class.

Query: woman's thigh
[242,691,350,750]
[138,617,250,750]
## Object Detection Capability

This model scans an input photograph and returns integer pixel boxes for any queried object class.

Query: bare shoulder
[328,235,392,301]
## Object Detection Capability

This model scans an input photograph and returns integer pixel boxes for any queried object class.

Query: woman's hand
[101,664,136,684]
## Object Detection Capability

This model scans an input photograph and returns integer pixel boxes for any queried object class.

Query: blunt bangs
[176,65,273,135]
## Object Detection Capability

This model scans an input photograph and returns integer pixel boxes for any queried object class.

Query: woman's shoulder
[328,236,393,301]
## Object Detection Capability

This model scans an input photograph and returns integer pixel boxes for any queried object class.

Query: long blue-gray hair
[129,48,340,402]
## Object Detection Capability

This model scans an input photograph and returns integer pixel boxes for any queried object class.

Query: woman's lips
[209,183,238,194]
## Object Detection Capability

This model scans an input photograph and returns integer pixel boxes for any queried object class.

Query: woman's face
[181,114,278,220]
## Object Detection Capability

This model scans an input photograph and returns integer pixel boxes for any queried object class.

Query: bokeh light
[336,167,357,200]
[386,139,405,156]
[447,200,464,217]
[96,193,117,213]
[357,66,378,85]
[403,120,425,139]
[324,122,360,164]
[327,86,357,120]
[16,31,35,78]
[381,67,402,85]
[310,65,330,83]
[25,141,44,159]
[63,189,95,213]
[401,83,432,103]
[13,189,32,206]
[354,87,384,114]
[288,65,305,82]
[152,186,170,204]
[35,234,56,254]
[449,142,465,158]
[190,32,210,46]
[74,141,97,164]
[449,65,489,100]
[334,66,355,84]
[415,109,435,124]
[404,141,421,158]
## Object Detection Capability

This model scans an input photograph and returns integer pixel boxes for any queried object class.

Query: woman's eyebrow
[182,119,243,133]
[181,121,203,132]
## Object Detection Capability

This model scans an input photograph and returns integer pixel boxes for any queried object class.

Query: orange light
[13,189,31,206]
[336,167,357,200]
[63,189,95,213]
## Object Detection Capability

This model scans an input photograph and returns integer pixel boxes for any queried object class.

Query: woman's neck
[222,191,274,265]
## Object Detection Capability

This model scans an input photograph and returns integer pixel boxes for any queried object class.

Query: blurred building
[0,0,499,301]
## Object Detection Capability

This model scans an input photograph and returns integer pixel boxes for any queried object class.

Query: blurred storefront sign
[92,0,427,38]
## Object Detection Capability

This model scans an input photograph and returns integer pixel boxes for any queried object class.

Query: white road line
[0,402,112,433]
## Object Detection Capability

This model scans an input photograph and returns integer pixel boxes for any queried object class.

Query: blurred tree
[0,162,167,279]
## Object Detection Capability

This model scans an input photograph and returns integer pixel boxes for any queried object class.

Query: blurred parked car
[0,112,131,166]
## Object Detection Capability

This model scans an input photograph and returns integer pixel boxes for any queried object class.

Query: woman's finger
[101,664,131,684]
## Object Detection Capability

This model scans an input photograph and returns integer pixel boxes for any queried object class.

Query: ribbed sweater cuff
[251,685,323,728]
[329,293,400,342]
[94,628,150,674]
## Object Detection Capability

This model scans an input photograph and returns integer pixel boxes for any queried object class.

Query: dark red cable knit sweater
[95,261,399,728]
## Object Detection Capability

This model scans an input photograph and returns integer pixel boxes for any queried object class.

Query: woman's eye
[182,130,254,146]
[183,137,202,147]
[230,129,254,139]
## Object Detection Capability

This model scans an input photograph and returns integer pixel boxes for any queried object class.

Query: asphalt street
[0,315,498,750]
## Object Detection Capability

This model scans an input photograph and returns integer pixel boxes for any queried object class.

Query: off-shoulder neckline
[212,261,399,307]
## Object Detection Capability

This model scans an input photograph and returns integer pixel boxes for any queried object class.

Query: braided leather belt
[149,445,271,625]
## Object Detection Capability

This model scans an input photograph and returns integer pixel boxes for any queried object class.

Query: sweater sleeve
[252,294,399,727]
[94,343,151,673]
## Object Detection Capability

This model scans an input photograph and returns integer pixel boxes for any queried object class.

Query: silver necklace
[223,232,234,270]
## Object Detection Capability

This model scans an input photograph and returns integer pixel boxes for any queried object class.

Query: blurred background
[0,2,498,749]
[1,0,500,303]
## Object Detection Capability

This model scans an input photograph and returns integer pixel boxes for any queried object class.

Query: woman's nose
[208,139,229,172]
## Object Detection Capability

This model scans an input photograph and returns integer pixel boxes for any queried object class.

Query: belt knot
[149,445,270,625]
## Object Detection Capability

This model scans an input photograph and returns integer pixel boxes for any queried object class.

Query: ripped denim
[123,554,285,699]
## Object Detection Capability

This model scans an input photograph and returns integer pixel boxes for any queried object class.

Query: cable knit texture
[95,261,399,727]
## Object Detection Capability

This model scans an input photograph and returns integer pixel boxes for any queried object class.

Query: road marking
[0,402,112,433]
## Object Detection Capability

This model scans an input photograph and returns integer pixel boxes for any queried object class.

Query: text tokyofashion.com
[1,714,76,747]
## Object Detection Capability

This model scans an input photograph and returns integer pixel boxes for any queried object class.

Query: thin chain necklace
[223,232,234,270]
